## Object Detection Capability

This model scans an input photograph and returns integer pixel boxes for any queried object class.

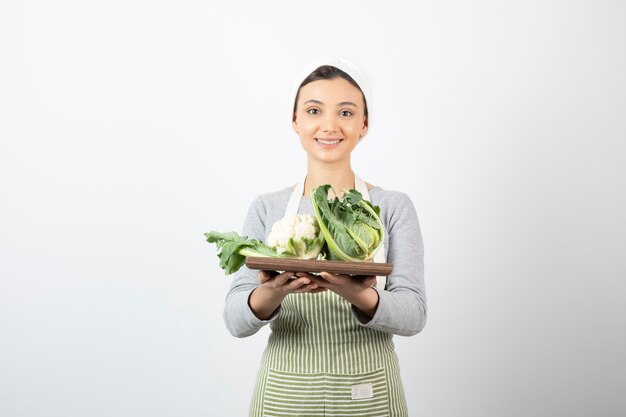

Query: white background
[1,1,625,416]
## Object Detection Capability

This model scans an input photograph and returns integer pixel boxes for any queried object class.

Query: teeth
[317,139,341,145]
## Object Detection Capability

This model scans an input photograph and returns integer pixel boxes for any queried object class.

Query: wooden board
[245,256,393,276]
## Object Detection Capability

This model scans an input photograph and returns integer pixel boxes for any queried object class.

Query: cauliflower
[267,214,325,259]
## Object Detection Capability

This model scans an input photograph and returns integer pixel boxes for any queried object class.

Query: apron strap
[285,180,305,218]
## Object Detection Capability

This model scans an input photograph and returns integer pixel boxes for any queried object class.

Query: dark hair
[292,65,369,120]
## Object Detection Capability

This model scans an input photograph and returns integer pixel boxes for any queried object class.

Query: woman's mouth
[315,138,343,148]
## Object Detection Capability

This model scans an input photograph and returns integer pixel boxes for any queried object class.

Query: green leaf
[310,184,385,261]
[204,231,280,275]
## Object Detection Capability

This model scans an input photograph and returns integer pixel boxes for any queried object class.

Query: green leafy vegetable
[204,231,281,275]
[310,184,384,261]
[205,185,384,275]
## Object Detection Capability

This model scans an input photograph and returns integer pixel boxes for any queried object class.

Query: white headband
[291,57,372,127]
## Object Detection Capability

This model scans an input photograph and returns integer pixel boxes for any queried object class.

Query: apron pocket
[262,368,390,417]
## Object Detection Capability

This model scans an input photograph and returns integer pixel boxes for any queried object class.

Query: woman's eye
[307,108,319,115]
[341,110,353,117]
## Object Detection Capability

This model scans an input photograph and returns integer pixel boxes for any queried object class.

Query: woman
[224,57,427,417]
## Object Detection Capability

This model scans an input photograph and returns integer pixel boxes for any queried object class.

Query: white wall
[1,1,625,416]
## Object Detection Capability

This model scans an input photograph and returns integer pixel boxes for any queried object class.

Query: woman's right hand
[249,270,324,320]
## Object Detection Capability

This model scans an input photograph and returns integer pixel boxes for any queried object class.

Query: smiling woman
[222,57,427,417]
[293,76,367,166]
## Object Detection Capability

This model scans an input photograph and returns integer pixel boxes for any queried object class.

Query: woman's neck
[303,158,355,196]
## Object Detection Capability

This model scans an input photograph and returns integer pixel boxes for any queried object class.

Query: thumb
[362,276,377,288]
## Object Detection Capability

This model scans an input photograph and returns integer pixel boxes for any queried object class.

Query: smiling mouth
[315,138,343,146]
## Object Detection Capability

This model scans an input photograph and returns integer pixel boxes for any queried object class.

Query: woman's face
[292,77,368,165]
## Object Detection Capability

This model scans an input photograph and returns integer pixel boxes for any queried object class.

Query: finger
[320,271,346,284]
[286,277,311,291]
[258,270,272,283]
[310,276,331,288]
[296,276,319,289]
[293,284,315,293]
[293,281,330,293]
[306,279,324,290]
[298,272,325,283]
[295,272,317,280]
[310,275,333,287]
[275,271,296,285]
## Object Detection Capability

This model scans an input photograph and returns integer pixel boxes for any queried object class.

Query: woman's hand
[249,270,326,320]
[299,272,380,319]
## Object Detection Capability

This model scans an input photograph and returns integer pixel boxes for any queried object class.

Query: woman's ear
[360,117,368,139]
[292,118,299,133]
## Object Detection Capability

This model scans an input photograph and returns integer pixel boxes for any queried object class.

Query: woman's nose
[322,114,339,132]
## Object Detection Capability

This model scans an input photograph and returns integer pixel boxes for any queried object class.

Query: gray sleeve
[351,193,428,336]
[223,196,281,338]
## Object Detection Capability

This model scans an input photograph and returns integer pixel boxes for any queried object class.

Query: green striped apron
[249,176,408,417]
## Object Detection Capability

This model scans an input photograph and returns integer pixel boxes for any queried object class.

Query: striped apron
[249,176,408,417]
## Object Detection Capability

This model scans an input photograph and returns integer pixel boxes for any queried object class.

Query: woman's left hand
[295,272,380,319]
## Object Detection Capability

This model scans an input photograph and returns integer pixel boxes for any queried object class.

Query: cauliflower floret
[266,214,324,258]
[294,217,317,240]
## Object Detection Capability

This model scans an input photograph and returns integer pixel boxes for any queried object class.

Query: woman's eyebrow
[303,99,358,107]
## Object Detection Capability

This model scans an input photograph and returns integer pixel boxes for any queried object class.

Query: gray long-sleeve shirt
[223,186,427,337]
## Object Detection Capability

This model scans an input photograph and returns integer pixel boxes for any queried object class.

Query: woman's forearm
[348,287,380,319]
[248,286,286,320]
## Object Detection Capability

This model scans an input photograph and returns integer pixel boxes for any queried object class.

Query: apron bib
[249,176,408,417]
